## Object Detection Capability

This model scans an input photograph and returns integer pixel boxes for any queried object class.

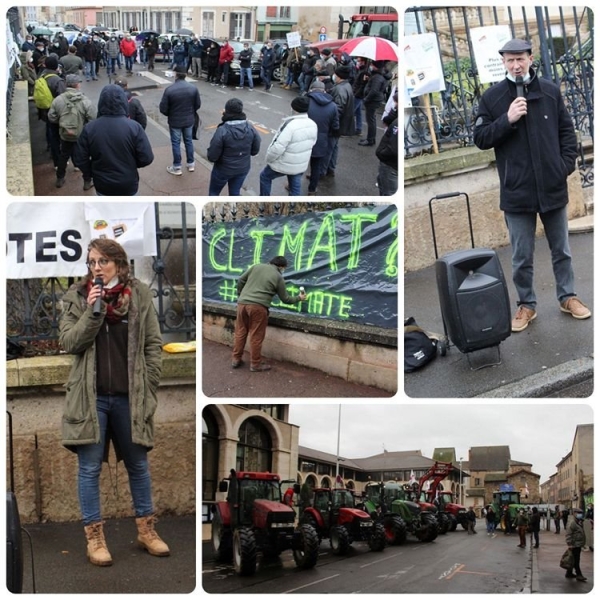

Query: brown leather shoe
[511,306,537,332]
[560,297,591,319]
[231,360,244,369]
[250,363,272,372]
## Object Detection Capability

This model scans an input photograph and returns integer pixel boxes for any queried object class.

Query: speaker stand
[465,345,503,371]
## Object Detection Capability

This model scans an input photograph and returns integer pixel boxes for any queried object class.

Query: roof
[298,446,362,470]
[508,468,540,478]
[484,472,508,483]
[469,446,511,471]
[510,459,532,467]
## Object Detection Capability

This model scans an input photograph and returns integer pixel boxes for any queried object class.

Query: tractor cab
[312,488,355,528]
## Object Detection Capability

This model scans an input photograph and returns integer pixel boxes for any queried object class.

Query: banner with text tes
[202,204,398,329]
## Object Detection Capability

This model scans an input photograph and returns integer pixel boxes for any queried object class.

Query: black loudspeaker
[436,248,511,353]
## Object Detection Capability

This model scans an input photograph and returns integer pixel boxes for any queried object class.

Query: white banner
[471,25,512,84]
[286,31,301,49]
[7,202,156,279]
[404,33,445,98]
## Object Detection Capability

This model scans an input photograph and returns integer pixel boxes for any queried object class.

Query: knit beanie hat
[45,55,59,70]
[291,96,310,113]
[309,80,325,90]
[335,65,350,79]
[224,98,244,115]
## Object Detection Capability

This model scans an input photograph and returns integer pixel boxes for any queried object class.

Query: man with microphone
[474,38,590,333]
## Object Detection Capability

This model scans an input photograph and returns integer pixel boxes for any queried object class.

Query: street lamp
[459,457,463,506]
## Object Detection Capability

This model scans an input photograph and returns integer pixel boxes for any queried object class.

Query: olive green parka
[58,279,162,458]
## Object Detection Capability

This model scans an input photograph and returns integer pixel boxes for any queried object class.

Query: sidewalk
[202,338,395,398]
[532,525,594,593]
[404,229,594,398]
[18,515,196,594]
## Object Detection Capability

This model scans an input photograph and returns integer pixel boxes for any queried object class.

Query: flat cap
[498,39,532,55]
[65,73,82,85]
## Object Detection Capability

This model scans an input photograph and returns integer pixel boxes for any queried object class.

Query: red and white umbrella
[339,37,399,62]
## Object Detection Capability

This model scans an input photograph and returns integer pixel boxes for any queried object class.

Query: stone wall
[404,146,587,272]
[6,353,196,524]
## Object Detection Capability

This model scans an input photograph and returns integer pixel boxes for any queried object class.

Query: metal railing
[404,6,594,187]
[7,203,195,357]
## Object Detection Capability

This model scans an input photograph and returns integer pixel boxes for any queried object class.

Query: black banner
[202,204,398,329]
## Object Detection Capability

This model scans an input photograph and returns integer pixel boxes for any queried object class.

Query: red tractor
[300,487,386,555]
[416,461,467,532]
[211,469,319,576]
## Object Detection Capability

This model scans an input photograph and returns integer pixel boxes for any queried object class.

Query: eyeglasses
[86,258,112,268]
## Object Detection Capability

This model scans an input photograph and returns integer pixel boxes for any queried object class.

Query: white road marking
[360,551,404,568]
[283,574,340,594]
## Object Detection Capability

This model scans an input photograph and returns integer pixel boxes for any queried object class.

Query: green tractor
[492,490,527,530]
[361,481,438,544]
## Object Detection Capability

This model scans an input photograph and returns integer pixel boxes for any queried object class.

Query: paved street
[29,59,386,197]
[202,520,593,594]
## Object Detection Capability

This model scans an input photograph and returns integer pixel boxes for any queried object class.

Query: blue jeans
[261,65,273,87]
[169,125,195,168]
[125,55,134,72]
[239,67,253,88]
[76,395,153,525]
[107,57,118,74]
[285,69,294,86]
[85,61,96,80]
[504,206,575,308]
[298,72,312,94]
[377,162,398,196]
[323,137,339,174]
[486,520,495,534]
[209,165,248,196]
[354,97,363,133]
[259,164,301,196]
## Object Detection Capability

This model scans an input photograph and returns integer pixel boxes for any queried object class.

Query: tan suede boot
[84,522,113,566]
[136,515,170,556]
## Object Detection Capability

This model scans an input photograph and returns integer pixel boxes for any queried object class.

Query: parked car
[200,38,261,85]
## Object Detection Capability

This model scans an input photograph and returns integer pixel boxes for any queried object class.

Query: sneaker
[167,166,182,176]
[560,297,591,319]
[511,306,537,332]
[231,360,244,369]
[83,179,94,191]
[250,363,271,372]
[55,177,65,188]
[187,163,195,172]
[220,84,226,88]
[576,576,587,582]
[248,88,254,91]
[235,86,243,89]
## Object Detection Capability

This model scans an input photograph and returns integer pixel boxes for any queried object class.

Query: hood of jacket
[221,119,252,140]
[97,84,128,117]
[63,88,86,103]
[308,91,334,106]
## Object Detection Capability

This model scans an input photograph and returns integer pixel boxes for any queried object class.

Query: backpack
[33,73,58,109]
[404,317,438,373]
[58,97,85,142]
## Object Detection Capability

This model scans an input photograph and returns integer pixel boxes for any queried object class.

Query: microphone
[92,276,104,317]
[515,75,524,98]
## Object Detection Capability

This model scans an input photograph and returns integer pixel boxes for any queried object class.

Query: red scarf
[87,280,132,323]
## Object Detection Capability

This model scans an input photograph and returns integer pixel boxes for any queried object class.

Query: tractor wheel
[416,515,438,543]
[233,527,258,576]
[211,511,233,562]
[437,513,450,535]
[448,514,458,532]
[330,525,350,555]
[293,523,320,569]
[368,522,386,552]
[383,515,407,546]
[300,515,322,544]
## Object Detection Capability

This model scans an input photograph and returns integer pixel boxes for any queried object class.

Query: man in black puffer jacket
[474,38,589,333]
[358,61,392,146]
[73,84,154,194]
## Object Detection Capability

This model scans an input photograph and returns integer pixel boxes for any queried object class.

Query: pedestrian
[282,46,298,90]
[73,33,85,60]
[32,40,48,75]
[92,34,104,75]
[306,79,339,195]
[261,40,275,91]
[206,98,261,196]
[59,45,84,76]
[120,33,137,75]
[554,505,562,534]
[159,64,201,176]
[54,32,69,58]
[206,41,220,83]
[48,74,96,188]
[359,61,391,146]
[563,508,570,529]
[502,505,514,535]
[485,505,496,536]
[320,48,337,76]
[259,96,318,196]
[565,509,587,581]
[144,35,158,72]
[474,38,590,331]
[375,90,398,196]
[105,33,120,76]
[171,38,187,72]
[323,64,355,177]
[231,255,307,372]
[278,42,290,86]
[218,39,234,88]
[188,38,203,78]
[58,238,169,567]
[530,506,541,548]
[298,47,318,95]
[19,51,37,97]
[21,34,35,53]
[82,37,99,81]
[514,508,529,548]
[236,41,254,90]
[114,77,147,129]
[466,507,477,535]
[73,84,154,194]
[161,36,172,65]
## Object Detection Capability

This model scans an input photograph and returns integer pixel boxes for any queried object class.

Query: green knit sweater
[237,263,300,308]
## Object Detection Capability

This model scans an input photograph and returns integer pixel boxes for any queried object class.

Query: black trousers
[566,546,583,576]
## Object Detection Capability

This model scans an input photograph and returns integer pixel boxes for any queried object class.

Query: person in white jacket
[259,96,318,195]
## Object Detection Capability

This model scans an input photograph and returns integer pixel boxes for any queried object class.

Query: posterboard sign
[404,32,445,98]
[6,202,156,279]
[286,31,301,49]
[471,25,511,83]
[202,205,398,329]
